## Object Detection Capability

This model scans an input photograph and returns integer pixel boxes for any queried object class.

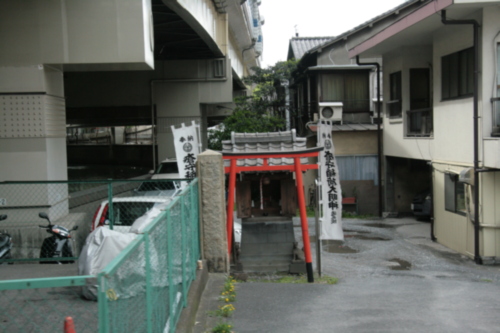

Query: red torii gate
[223,147,323,283]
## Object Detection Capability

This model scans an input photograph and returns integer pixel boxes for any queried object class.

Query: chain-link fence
[0,178,200,333]
[0,179,181,264]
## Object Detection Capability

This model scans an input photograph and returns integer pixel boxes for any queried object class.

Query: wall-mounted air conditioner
[318,102,343,123]
[459,167,474,186]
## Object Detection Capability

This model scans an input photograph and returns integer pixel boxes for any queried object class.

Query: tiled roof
[222,130,308,167]
[287,37,334,60]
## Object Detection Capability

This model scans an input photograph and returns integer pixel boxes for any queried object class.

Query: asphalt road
[230,217,500,333]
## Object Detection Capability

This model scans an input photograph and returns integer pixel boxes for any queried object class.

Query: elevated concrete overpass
[0,0,263,183]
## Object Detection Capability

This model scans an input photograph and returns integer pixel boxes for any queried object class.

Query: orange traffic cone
[64,316,76,333]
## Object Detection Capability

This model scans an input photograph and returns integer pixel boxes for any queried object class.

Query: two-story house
[286,0,426,216]
[350,0,500,263]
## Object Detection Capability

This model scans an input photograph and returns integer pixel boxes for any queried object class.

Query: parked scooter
[38,212,78,264]
[0,215,13,264]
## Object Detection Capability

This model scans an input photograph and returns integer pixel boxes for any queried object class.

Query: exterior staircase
[238,216,297,273]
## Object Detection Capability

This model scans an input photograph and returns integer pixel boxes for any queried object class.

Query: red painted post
[226,159,237,255]
[294,157,314,282]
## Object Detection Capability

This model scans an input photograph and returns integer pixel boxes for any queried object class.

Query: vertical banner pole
[314,179,322,277]
[226,159,237,255]
[294,157,314,283]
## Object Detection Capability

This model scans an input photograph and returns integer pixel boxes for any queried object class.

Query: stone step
[240,243,294,256]
[239,254,293,262]
[240,262,291,273]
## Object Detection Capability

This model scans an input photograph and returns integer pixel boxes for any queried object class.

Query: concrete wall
[333,131,378,155]
[0,0,154,71]
[64,58,234,161]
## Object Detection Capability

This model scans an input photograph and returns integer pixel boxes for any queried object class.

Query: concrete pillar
[0,65,68,222]
[197,150,229,273]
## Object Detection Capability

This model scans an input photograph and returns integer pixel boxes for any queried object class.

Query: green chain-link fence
[0,178,200,332]
[0,179,182,264]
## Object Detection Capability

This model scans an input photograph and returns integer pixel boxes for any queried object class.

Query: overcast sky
[259,0,407,67]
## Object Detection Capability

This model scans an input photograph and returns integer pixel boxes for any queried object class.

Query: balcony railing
[406,108,433,137]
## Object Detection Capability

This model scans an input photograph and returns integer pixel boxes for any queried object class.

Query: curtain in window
[336,155,378,186]
[321,74,343,101]
[345,72,368,111]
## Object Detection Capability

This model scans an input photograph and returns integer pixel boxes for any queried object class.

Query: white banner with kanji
[171,121,201,181]
[317,120,344,240]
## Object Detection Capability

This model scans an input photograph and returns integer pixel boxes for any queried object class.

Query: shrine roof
[222,130,309,167]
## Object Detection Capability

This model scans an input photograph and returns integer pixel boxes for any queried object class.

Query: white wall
[382,46,434,160]
[481,6,500,168]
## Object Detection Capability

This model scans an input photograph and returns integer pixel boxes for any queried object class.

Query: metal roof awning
[307,65,375,71]
[347,0,492,58]
[306,122,381,132]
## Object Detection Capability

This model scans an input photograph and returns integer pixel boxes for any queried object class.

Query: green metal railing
[0,179,200,333]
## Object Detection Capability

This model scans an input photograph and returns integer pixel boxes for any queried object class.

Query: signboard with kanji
[317,120,344,240]
[171,121,201,182]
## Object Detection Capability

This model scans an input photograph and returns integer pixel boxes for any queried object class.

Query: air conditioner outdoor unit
[318,102,343,123]
[459,167,475,185]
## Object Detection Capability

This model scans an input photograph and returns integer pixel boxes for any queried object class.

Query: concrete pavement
[194,216,500,333]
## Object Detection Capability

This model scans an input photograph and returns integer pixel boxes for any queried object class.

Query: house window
[444,173,466,215]
[388,71,402,118]
[442,47,474,100]
[336,155,378,186]
[493,43,500,136]
[321,71,369,113]
[407,68,432,137]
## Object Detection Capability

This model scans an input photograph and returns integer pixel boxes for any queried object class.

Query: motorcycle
[0,215,13,264]
[38,212,78,264]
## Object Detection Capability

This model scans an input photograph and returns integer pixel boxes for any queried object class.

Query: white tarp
[78,228,137,300]
[78,203,168,300]
[317,120,344,240]
[171,121,201,181]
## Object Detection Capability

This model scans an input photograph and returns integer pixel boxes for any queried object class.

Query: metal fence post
[107,180,114,230]
[166,210,175,333]
[145,233,153,332]
[181,194,187,307]
[189,183,195,273]
[191,182,199,274]
[98,272,109,333]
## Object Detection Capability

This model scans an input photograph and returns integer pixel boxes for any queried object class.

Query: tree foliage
[208,60,298,150]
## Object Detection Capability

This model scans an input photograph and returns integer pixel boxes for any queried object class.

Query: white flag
[317,120,344,240]
[171,121,201,180]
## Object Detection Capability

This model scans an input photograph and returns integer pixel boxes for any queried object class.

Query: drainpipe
[356,56,383,218]
[441,10,482,264]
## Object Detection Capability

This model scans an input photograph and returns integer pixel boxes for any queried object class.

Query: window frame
[319,70,370,113]
[388,71,402,118]
[444,173,466,216]
[441,47,474,101]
